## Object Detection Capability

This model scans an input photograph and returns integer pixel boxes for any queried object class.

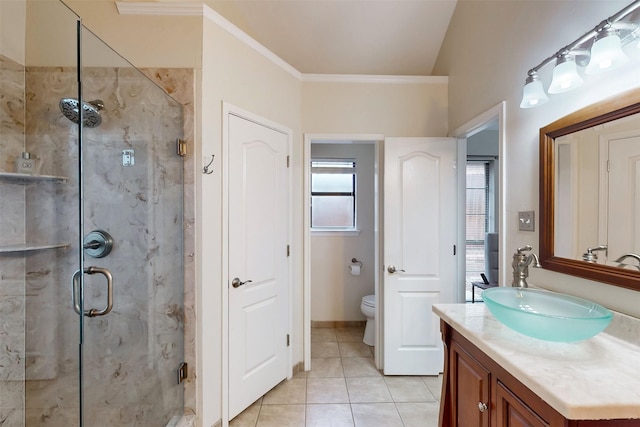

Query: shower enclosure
[0,1,185,425]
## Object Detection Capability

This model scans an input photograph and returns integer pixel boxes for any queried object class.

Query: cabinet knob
[478,402,488,413]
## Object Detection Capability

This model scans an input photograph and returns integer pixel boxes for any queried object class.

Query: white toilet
[360,294,376,346]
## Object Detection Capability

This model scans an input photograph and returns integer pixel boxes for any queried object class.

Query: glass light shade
[548,58,583,94]
[520,75,549,109]
[585,31,628,74]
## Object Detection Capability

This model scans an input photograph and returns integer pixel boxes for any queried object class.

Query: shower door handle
[72,266,114,317]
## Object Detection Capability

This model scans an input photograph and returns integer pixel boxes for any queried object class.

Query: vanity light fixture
[520,0,640,108]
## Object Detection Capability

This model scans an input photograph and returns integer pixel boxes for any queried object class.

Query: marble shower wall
[0,53,189,426]
[28,65,184,426]
[141,67,196,417]
[0,53,27,427]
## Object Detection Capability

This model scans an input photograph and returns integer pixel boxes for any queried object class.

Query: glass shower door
[76,24,185,427]
[2,2,83,425]
[2,2,184,424]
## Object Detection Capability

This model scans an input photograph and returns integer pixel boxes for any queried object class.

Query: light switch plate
[518,211,535,231]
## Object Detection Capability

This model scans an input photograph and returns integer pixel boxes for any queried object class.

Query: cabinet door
[496,381,550,427]
[450,341,490,427]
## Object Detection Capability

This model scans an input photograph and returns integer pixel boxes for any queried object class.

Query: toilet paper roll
[349,265,361,276]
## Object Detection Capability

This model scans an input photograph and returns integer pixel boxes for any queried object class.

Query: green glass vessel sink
[482,287,613,342]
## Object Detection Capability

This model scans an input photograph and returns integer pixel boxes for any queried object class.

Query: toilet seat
[362,294,375,307]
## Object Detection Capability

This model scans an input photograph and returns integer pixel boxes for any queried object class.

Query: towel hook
[203,155,215,175]
[351,258,363,267]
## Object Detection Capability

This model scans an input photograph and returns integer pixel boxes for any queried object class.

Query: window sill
[311,229,361,237]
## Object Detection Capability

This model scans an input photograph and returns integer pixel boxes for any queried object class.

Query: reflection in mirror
[554,112,640,268]
[540,87,640,292]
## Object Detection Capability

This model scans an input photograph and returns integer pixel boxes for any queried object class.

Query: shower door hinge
[177,362,188,384]
[287,155,290,168]
[287,334,290,347]
[287,245,290,257]
[177,139,187,157]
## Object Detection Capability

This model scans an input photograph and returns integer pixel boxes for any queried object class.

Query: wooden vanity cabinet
[439,320,640,427]
[495,380,550,427]
[449,340,490,427]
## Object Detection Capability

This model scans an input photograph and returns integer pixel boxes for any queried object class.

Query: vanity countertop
[433,303,640,420]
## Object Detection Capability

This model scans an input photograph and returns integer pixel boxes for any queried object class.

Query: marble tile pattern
[0,53,27,427]
[1,56,187,426]
[142,67,196,417]
[433,303,640,420]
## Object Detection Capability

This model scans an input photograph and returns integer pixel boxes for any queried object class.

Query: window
[465,160,495,287]
[311,159,356,229]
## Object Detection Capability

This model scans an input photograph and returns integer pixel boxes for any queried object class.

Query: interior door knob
[231,277,253,288]
[387,265,405,274]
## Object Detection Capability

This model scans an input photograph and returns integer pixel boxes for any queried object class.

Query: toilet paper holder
[349,258,363,275]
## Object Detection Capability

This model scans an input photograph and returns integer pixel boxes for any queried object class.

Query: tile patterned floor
[230,327,443,427]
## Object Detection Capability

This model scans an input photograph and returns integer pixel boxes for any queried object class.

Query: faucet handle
[516,245,532,254]
[582,245,608,263]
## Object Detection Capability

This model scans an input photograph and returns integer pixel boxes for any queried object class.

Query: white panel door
[608,136,640,257]
[383,137,457,375]
[228,113,289,419]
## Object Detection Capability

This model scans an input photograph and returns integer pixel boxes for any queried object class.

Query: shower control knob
[83,230,113,258]
[232,278,253,288]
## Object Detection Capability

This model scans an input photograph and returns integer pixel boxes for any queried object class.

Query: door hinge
[287,245,290,257]
[453,244,457,255]
[287,155,290,168]
[287,334,290,347]
[177,362,188,384]
[176,139,187,157]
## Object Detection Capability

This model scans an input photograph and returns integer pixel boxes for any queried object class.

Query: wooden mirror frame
[540,87,640,292]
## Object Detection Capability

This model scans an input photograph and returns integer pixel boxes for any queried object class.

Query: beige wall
[433,0,640,317]
[302,79,448,136]
[199,13,302,427]
[65,0,202,68]
[310,143,376,322]
[1,0,26,64]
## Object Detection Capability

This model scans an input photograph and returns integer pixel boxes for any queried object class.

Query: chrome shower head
[59,98,103,128]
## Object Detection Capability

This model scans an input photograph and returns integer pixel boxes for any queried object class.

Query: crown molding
[301,74,448,84]
[116,2,203,16]
[201,5,301,79]
[114,3,447,85]
[116,2,301,79]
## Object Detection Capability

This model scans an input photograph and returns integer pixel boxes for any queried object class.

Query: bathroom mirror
[540,86,640,292]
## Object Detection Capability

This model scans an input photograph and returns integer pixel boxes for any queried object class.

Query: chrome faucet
[614,253,640,270]
[582,245,608,263]
[511,245,542,288]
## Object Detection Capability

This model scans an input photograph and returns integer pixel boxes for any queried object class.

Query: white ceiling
[206,0,458,76]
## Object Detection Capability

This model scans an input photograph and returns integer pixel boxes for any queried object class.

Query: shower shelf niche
[0,171,68,183]
[0,243,70,254]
